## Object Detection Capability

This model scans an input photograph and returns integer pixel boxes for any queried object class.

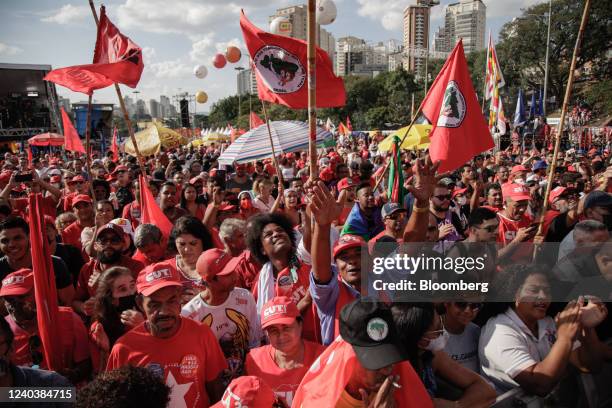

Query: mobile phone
[15,173,33,183]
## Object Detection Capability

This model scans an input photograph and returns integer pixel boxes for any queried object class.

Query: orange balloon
[225,46,242,64]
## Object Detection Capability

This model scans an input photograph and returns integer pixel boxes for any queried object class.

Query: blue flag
[529,91,536,118]
[537,88,544,116]
[514,89,526,126]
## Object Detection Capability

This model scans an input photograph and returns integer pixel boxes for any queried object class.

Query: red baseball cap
[502,183,531,202]
[333,234,365,258]
[196,249,241,281]
[320,167,334,182]
[549,186,568,204]
[211,376,277,408]
[0,269,34,297]
[71,194,93,208]
[337,177,356,191]
[68,175,86,184]
[95,222,126,241]
[136,262,181,296]
[261,296,300,329]
[510,165,528,174]
[452,187,468,198]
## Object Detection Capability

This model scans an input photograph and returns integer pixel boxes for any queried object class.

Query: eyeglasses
[96,236,122,245]
[28,334,43,366]
[454,301,483,311]
[434,194,451,201]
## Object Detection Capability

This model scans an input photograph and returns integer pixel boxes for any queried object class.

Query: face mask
[116,294,136,313]
[424,329,450,352]
[240,200,253,211]
[514,178,525,185]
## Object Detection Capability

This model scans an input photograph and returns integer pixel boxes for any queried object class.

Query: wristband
[412,205,429,213]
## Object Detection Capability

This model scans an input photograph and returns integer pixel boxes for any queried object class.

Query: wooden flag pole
[373,104,425,191]
[88,0,147,177]
[260,101,284,185]
[307,0,317,180]
[534,0,591,249]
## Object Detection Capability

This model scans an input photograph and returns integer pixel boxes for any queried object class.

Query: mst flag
[421,40,494,173]
[61,108,86,154]
[44,5,143,94]
[240,10,345,109]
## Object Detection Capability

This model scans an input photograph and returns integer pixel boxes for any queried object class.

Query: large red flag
[138,175,173,239]
[249,111,264,129]
[28,194,62,371]
[44,6,143,94]
[61,108,86,154]
[240,11,345,109]
[111,127,119,162]
[420,40,494,173]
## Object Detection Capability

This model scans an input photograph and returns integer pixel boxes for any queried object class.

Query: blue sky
[0,0,541,111]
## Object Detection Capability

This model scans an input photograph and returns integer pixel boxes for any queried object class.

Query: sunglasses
[96,236,122,245]
[454,302,483,311]
[28,334,43,366]
[434,194,451,201]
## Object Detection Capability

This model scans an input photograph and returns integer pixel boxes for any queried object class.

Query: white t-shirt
[444,322,480,372]
[181,288,262,380]
[478,308,578,394]
[253,195,275,212]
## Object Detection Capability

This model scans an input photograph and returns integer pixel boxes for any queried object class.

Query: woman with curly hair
[167,215,215,305]
[479,264,604,396]
[246,212,318,342]
[89,266,143,373]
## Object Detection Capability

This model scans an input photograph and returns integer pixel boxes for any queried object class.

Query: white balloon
[270,16,290,34]
[193,65,208,79]
[316,0,337,25]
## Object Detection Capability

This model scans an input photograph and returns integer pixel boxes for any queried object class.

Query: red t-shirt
[234,251,261,291]
[75,256,145,301]
[5,307,90,370]
[107,317,228,408]
[245,341,325,407]
[497,212,534,260]
[61,221,86,251]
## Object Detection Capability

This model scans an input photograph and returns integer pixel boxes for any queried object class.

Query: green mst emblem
[366,318,388,341]
[437,80,466,128]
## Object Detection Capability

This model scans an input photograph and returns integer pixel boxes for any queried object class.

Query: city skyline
[0,0,542,110]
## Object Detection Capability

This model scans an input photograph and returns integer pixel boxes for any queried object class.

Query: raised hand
[406,155,440,204]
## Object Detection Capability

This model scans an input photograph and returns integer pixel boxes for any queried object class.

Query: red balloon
[225,46,242,63]
[213,53,227,69]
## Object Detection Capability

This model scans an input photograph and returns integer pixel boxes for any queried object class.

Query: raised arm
[310,181,342,284]
[403,156,439,243]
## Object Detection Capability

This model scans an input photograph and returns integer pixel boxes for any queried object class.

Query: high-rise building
[402,1,433,74]
[237,68,258,96]
[149,99,161,119]
[160,95,172,118]
[335,37,391,78]
[269,5,336,68]
[135,99,148,118]
[123,95,136,117]
[434,0,486,53]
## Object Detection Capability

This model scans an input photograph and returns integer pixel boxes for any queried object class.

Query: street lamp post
[543,0,552,116]
[235,67,245,122]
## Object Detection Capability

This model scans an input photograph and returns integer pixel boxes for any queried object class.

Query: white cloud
[356,0,405,31]
[147,59,191,78]
[190,34,215,62]
[0,43,23,56]
[41,4,89,24]
[142,46,157,62]
[482,0,542,19]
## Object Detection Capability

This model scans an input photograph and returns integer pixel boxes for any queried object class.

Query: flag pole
[534,0,591,248]
[307,0,317,180]
[373,104,425,190]
[84,93,97,203]
[260,100,284,185]
[88,0,147,177]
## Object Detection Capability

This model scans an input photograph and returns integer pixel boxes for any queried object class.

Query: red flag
[229,123,237,143]
[138,175,173,239]
[26,146,33,166]
[240,11,345,109]
[346,116,353,131]
[111,127,119,162]
[44,6,143,94]
[28,194,62,371]
[249,111,264,129]
[61,108,86,154]
[420,40,494,173]
[338,122,350,136]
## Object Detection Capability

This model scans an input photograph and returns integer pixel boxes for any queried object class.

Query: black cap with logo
[339,298,405,370]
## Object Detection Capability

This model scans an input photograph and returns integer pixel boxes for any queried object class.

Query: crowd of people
[0,127,610,407]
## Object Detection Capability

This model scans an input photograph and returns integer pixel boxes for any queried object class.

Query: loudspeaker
[180,99,190,128]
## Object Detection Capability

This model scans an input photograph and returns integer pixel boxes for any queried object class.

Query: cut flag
[240,10,345,109]
[28,193,61,371]
[61,107,86,154]
[138,175,173,239]
[420,40,494,173]
[249,111,264,129]
[111,127,119,162]
[387,136,405,203]
[44,5,143,94]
